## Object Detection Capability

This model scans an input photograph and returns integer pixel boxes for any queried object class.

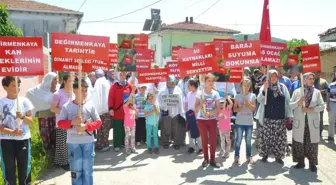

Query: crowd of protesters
[1,64,336,185]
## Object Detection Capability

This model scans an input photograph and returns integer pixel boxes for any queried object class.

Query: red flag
[259,0,271,41]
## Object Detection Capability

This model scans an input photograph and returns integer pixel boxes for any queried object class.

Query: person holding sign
[195,74,221,168]
[0,76,34,185]
[290,72,325,172]
[255,70,293,164]
[26,72,58,154]
[157,76,186,150]
[58,79,102,185]
[144,93,160,154]
[327,80,336,142]
[108,72,135,152]
[51,72,74,171]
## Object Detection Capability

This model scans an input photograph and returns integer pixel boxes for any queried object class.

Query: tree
[0,4,23,36]
[287,38,309,50]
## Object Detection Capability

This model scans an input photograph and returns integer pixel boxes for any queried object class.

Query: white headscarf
[26,72,58,116]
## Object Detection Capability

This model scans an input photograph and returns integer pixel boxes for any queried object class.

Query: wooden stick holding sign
[264,66,270,105]
[15,76,21,127]
[77,59,83,135]
[300,73,306,107]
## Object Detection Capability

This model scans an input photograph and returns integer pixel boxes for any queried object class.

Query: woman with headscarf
[50,72,74,170]
[26,72,58,153]
[108,71,135,152]
[158,76,186,150]
[255,69,293,164]
[290,72,324,172]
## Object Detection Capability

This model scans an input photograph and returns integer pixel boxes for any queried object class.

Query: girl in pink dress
[123,85,137,155]
[217,94,233,158]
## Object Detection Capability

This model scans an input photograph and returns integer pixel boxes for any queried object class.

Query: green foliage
[0,118,49,185]
[287,38,309,50]
[0,4,23,36]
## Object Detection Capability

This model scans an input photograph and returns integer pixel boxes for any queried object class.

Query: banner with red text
[213,39,236,76]
[138,68,168,83]
[177,45,217,77]
[136,48,154,63]
[167,61,181,79]
[118,34,148,49]
[228,68,243,83]
[213,68,242,82]
[223,40,261,68]
[260,41,287,66]
[301,44,321,73]
[52,33,109,72]
[0,37,44,76]
[109,43,118,66]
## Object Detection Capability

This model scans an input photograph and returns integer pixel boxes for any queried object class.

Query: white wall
[149,32,163,67]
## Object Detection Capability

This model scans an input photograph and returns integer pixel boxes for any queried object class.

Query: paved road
[37,114,336,185]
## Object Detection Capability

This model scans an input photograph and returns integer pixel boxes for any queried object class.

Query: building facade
[149,17,240,66]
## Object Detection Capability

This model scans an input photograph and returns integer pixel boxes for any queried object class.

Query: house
[1,0,83,47]
[318,27,336,82]
[0,0,83,97]
[149,17,240,66]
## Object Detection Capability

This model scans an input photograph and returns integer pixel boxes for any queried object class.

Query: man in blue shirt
[276,66,292,90]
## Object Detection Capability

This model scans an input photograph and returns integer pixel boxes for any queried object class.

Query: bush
[0,118,49,185]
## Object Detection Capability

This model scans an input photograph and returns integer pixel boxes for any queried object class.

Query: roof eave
[8,8,83,16]
[160,28,240,34]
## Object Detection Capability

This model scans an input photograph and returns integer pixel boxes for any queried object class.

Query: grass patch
[0,118,49,185]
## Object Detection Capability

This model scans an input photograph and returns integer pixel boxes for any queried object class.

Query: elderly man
[93,69,112,152]
[88,72,97,86]
[158,76,186,150]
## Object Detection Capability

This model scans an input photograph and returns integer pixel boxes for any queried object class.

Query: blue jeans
[146,124,159,149]
[235,125,253,157]
[68,143,95,185]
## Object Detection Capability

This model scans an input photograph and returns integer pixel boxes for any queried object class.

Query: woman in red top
[108,72,134,152]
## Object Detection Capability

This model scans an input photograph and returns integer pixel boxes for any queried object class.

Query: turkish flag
[259,0,271,41]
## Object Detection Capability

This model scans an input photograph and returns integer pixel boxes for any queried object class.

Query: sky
[36,0,336,44]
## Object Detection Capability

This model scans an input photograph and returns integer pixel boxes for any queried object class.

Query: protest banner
[0,37,44,76]
[161,94,181,109]
[136,61,151,70]
[177,44,217,77]
[280,47,303,75]
[171,46,184,60]
[193,42,213,48]
[223,40,261,68]
[260,41,287,66]
[118,49,136,71]
[118,34,148,49]
[109,43,118,65]
[166,61,181,79]
[51,33,109,72]
[228,68,243,83]
[136,48,154,63]
[301,44,321,73]
[138,68,168,83]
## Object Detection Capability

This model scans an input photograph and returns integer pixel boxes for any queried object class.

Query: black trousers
[320,111,324,136]
[135,118,146,143]
[0,139,31,185]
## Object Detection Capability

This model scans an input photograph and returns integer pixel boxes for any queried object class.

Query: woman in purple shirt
[51,72,74,170]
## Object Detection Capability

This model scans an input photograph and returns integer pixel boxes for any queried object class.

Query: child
[233,77,256,164]
[134,84,148,146]
[123,85,138,154]
[185,78,202,154]
[217,94,233,159]
[144,93,160,154]
[0,76,34,185]
[58,78,102,185]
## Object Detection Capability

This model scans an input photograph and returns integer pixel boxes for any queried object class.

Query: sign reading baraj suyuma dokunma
[223,40,261,68]
[52,33,110,72]
[0,37,44,76]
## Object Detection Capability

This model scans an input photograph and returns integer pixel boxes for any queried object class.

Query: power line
[195,0,221,20]
[84,0,165,23]
[80,21,328,27]
[77,0,88,11]
[185,0,207,9]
